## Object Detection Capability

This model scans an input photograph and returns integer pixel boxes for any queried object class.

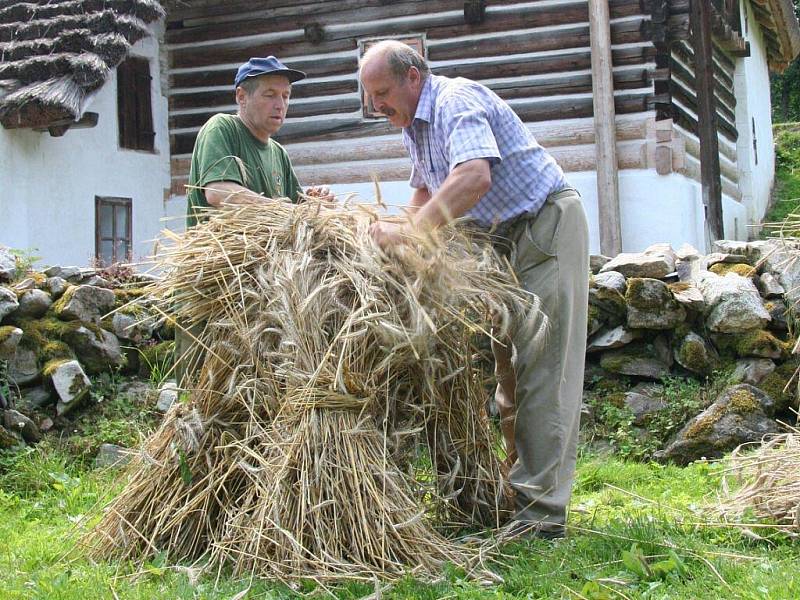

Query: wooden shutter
[133,57,154,151]
[117,56,154,151]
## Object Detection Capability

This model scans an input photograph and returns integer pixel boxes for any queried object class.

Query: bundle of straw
[87,198,544,581]
[717,429,800,535]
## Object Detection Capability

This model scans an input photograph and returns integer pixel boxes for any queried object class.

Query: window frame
[358,35,426,119]
[95,196,133,266]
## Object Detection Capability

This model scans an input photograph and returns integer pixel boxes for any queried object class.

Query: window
[96,196,132,266]
[358,36,426,119]
[117,56,154,151]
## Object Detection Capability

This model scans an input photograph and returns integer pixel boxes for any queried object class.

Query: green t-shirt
[186,113,302,227]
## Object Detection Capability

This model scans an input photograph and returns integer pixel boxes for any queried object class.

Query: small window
[96,196,132,266]
[117,56,155,151]
[359,36,426,119]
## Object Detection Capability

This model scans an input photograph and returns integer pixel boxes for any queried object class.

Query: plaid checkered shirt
[403,75,568,230]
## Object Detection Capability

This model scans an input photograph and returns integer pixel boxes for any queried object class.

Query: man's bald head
[360,40,430,82]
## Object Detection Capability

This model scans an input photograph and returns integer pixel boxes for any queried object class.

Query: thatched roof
[756,0,800,71]
[0,0,164,130]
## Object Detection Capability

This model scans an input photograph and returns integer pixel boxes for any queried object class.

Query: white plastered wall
[734,0,777,230]
[0,23,171,269]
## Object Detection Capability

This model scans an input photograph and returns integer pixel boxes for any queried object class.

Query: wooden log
[691,0,723,241]
[287,139,650,186]
[589,0,622,255]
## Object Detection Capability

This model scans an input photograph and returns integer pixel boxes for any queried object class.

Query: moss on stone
[113,287,149,310]
[625,278,663,309]
[709,263,756,278]
[138,340,174,377]
[684,404,723,439]
[40,340,74,363]
[734,329,783,358]
[50,284,77,315]
[42,358,71,377]
[0,325,19,345]
[728,387,761,414]
[668,282,692,294]
[676,335,714,373]
[758,361,799,413]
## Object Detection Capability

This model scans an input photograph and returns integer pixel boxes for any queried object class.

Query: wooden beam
[589,0,622,255]
[690,0,723,242]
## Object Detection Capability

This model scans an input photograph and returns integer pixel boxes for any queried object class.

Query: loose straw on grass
[716,427,800,534]
[85,197,545,582]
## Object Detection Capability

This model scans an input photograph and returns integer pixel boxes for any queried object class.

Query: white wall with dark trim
[0,27,171,270]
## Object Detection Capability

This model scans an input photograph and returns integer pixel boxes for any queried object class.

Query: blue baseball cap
[234,56,306,88]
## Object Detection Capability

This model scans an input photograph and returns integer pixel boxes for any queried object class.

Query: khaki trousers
[495,188,589,529]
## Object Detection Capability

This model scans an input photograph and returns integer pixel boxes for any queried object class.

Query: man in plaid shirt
[360,40,589,539]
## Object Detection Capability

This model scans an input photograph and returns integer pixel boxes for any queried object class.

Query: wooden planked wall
[164,0,744,197]
[164,0,663,194]
[650,0,743,199]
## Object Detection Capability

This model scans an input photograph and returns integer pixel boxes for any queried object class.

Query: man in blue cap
[185,56,330,227]
[177,56,331,388]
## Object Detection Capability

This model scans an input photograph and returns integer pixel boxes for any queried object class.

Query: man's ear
[235,86,247,108]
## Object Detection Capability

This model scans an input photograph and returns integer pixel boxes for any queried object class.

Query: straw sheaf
[86,197,547,582]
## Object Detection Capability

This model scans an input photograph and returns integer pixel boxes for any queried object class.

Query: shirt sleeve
[402,130,427,189]
[439,95,501,172]
[281,148,302,203]
[191,117,248,188]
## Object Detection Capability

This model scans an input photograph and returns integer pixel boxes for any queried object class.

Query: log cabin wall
[650,0,747,201]
[164,0,665,196]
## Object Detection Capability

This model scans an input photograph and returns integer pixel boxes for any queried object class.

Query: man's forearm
[411,159,491,229]
[204,181,265,207]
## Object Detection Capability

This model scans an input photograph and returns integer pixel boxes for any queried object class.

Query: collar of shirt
[411,75,436,125]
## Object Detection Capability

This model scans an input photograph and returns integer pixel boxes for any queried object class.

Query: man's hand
[369,221,407,249]
[305,186,335,203]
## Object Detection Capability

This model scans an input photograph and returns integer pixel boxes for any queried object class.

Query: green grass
[760,124,800,234]
[2,441,798,599]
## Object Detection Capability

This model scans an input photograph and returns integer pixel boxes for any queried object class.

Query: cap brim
[238,68,306,86]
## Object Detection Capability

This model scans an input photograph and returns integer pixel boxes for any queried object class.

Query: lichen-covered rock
[0,326,22,360]
[625,278,686,329]
[14,289,52,319]
[658,384,779,464]
[587,325,640,353]
[157,381,179,412]
[732,329,786,359]
[593,271,627,294]
[3,409,41,443]
[587,304,604,337]
[709,262,757,279]
[45,276,68,300]
[600,252,674,279]
[46,359,91,416]
[0,285,19,320]
[731,358,776,386]
[669,282,705,311]
[112,312,155,343]
[756,361,799,414]
[0,247,15,282]
[674,331,719,375]
[53,284,115,323]
[7,347,38,386]
[95,443,132,468]
[62,325,124,374]
[764,299,789,332]
[589,285,627,323]
[600,343,671,379]
[697,272,770,333]
[706,252,752,268]
[757,273,785,298]
[590,254,611,274]
[624,384,666,426]
[17,385,54,410]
